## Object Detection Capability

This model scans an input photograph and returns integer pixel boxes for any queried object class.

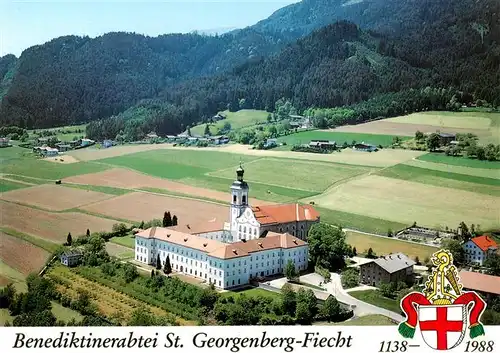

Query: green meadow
[190,109,268,135]
[417,153,500,169]
[0,179,27,192]
[0,145,107,180]
[277,131,409,147]
[377,164,500,196]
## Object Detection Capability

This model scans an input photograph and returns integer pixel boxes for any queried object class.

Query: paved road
[299,273,405,322]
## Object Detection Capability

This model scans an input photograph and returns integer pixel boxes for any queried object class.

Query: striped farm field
[45,265,181,325]
[312,175,499,230]
[0,200,120,242]
[0,184,115,211]
[376,164,500,196]
[0,231,50,276]
[209,157,373,192]
[417,153,500,169]
[80,192,228,224]
[404,159,500,179]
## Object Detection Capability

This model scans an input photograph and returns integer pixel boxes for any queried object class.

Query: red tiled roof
[169,219,225,235]
[459,270,500,295]
[251,204,320,225]
[471,235,498,252]
[136,228,307,260]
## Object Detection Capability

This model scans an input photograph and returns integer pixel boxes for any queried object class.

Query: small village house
[0,137,10,147]
[354,143,378,152]
[359,253,415,286]
[438,132,456,146]
[103,140,113,148]
[55,143,71,152]
[80,138,94,147]
[69,139,81,148]
[209,135,230,145]
[60,250,83,267]
[264,139,277,149]
[459,270,500,304]
[309,140,336,150]
[463,235,498,265]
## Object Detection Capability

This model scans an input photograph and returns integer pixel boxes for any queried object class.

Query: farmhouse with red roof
[463,234,498,265]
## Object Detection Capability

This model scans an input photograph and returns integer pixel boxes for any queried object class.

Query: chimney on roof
[241,239,246,243]
[232,249,238,255]
[166,234,171,238]
[187,224,191,229]
[184,237,188,242]
[258,242,263,248]
[398,255,401,259]
[203,243,207,247]
[293,240,298,245]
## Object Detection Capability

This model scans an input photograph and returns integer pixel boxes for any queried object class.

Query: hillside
[0,55,17,99]
[86,22,431,140]
[1,0,499,130]
[0,29,287,129]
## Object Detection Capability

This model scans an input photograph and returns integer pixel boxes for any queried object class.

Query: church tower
[230,163,249,233]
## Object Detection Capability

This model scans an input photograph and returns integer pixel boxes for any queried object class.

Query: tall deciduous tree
[307,223,349,271]
[426,133,441,151]
[285,260,297,281]
[280,283,296,316]
[321,296,340,321]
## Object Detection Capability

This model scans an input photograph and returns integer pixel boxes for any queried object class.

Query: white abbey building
[134,165,320,289]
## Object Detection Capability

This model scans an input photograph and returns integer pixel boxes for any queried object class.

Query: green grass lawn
[314,207,408,235]
[222,287,281,300]
[315,314,397,326]
[0,145,108,179]
[101,149,260,180]
[0,261,27,293]
[349,290,401,314]
[417,153,500,169]
[0,179,28,192]
[277,131,409,148]
[109,234,135,249]
[51,301,84,322]
[191,109,269,135]
[210,158,372,193]
[345,231,436,260]
[102,148,318,203]
[63,184,131,196]
[184,175,316,203]
[377,164,500,196]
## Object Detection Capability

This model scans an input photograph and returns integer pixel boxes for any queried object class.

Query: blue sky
[0,0,299,56]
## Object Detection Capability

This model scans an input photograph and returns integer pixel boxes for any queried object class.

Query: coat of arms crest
[398,249,487,350]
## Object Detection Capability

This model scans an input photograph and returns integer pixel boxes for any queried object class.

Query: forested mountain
[0,55,17,99]
[0,0,499,129]
[0,29,287,128]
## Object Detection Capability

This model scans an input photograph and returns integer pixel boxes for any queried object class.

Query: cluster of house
[133,165,320,289]
[358,246,500,304]
[0,137,11,148]
[304,140,378,152]
[33,137,95,156]
[396,226,455,245]
[166,133,230,145]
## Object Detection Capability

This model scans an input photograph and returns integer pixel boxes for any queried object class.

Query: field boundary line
[0,176,37,186]
[0,226,61,249]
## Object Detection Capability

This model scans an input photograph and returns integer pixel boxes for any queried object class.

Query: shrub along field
[190,109,269,135]
[277,131,409,147]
